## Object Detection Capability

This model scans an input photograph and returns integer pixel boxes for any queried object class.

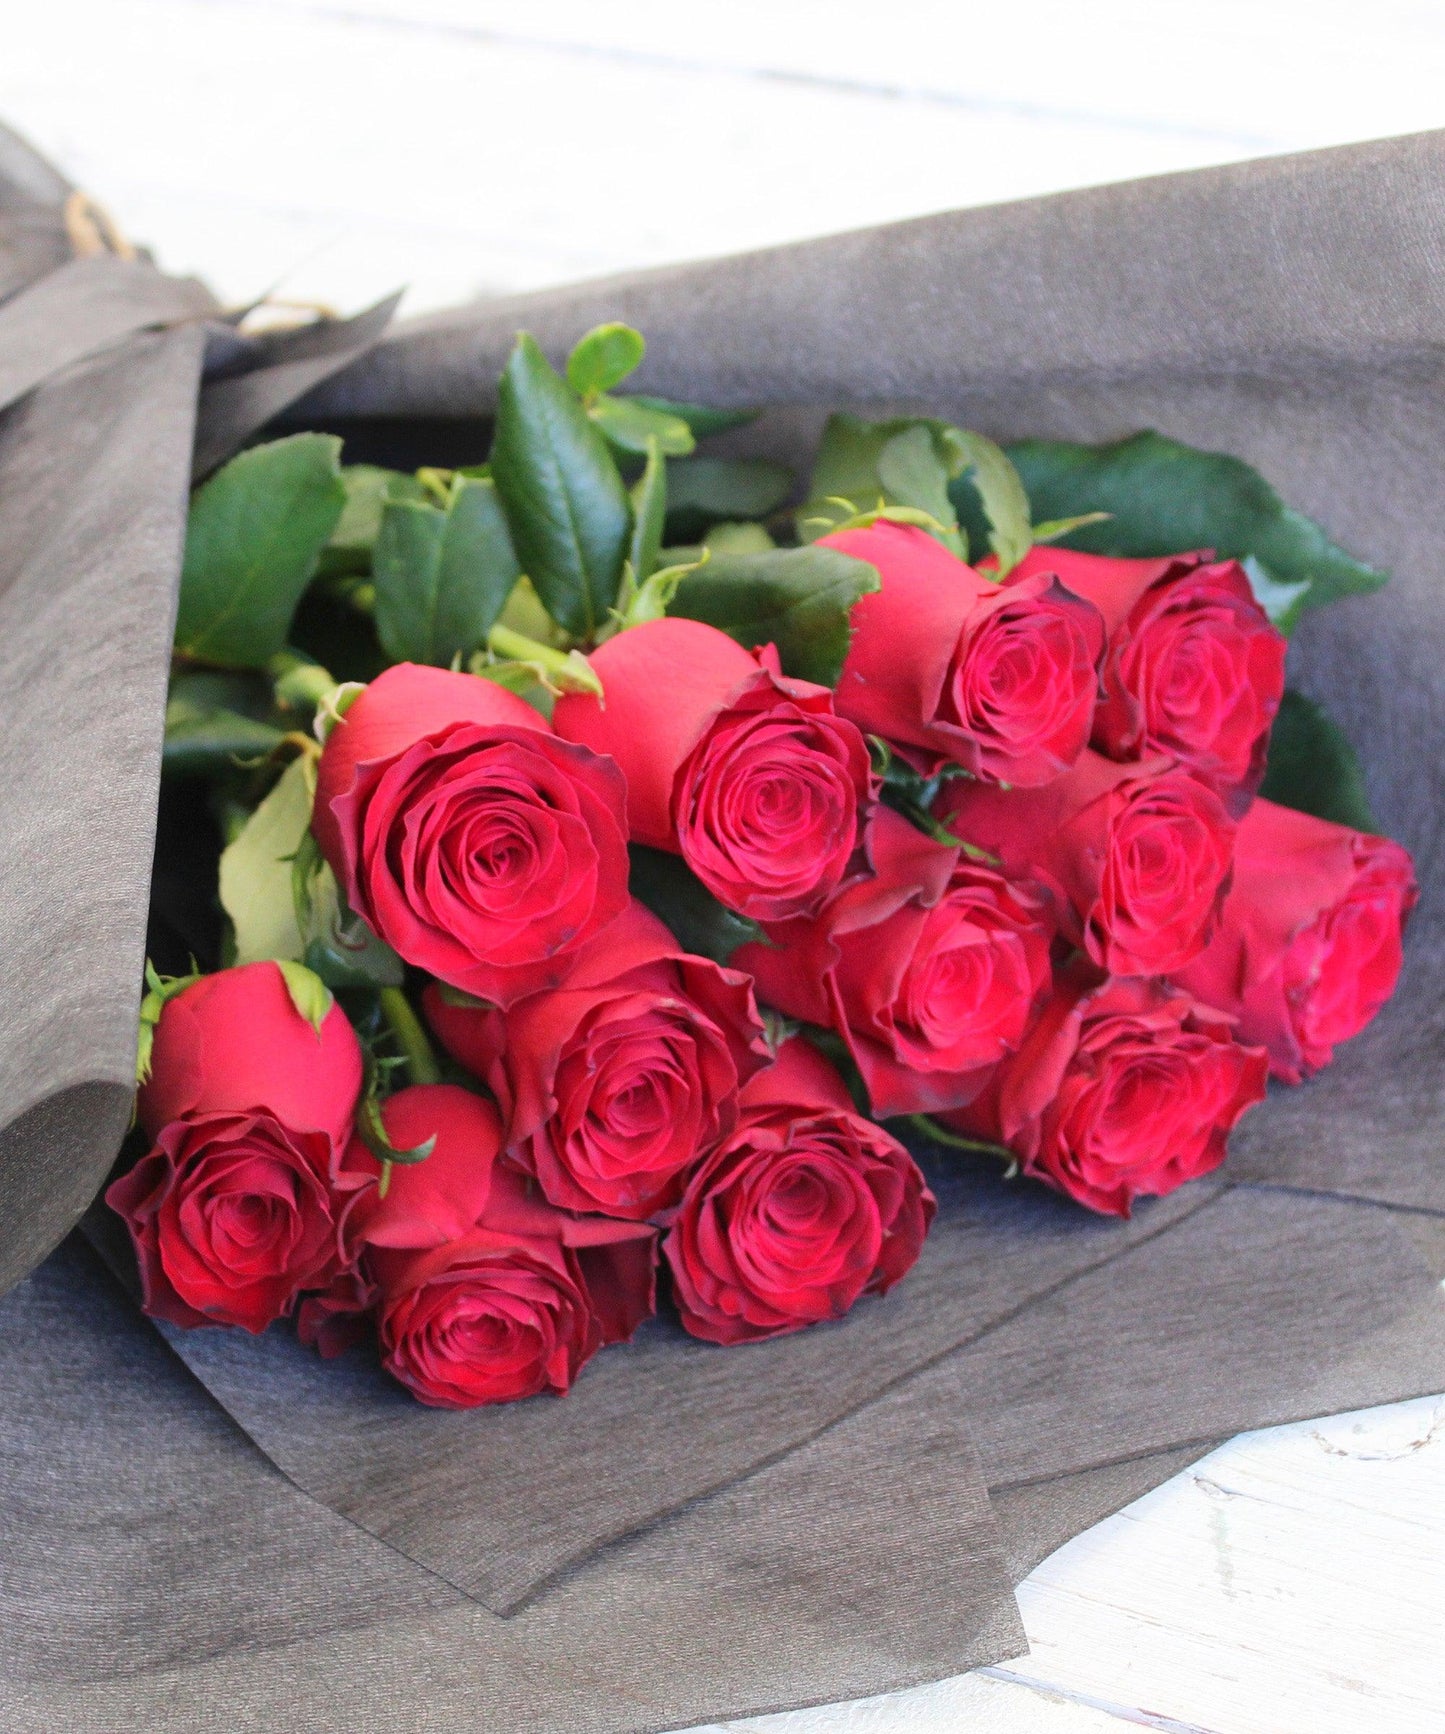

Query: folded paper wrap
[4,120,1445,1732]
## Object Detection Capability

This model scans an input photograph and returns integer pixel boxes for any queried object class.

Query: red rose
[341,1085,658,1408]
[314,663,630,1006]
[138,961,363,1146]
[1010,546,1286,802]
[941,963,1268,1217]
[663,1036,934,1345]
[936,749,1236,976]
[821,521,1104,784]
[106,1109,359,1332]
[424,901,768,1219]
[1171,797,1417,1083]
[553,618,872,921]
[735,806,1054,1117]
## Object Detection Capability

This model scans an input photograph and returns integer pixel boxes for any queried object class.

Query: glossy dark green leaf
[163,671,287,777]
[566,322,646,397]
[589,393,696,457]
[318,465,428,576]
[627,845,764,964]
[799,414,964,551]
[1260,688,1377,832]
[491,333,632,640]
[628,440,667,583]
[1002,431,1387,627]
[630,395,759,438]
[664,456,794,541]
[372,474,519,665]
[175,434,347,668]
[668,544,880,686]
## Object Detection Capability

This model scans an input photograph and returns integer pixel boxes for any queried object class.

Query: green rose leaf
[948,429,1033,576]
[218,753,316,966]
[372,474,519,666]
[665,456,794,541]
[1003,430,1387,628]
[627,845,764,965]
[566,322,646,398]
[491,332,632,640]
[798,414,965,553]
[588,394,695,457]
[1260,688,1377,833]
[162,671,287,778]
[175,433,347,668]
[629,395,758,438]
[318,465,429,577]
[667,544,880,686]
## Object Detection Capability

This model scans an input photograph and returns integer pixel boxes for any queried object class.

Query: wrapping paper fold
[4,120,1445,1732]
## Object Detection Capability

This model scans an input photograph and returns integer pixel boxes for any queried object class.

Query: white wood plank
[708,1395,1445,1732]
[5,0,1442,312]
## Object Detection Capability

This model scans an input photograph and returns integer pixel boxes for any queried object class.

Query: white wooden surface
[4,6,1445,1728]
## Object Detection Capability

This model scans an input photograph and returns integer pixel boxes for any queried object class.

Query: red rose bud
[106,1109,363,1332]
[821,521,1104,785]
[341,1084,505,1254]
[138,961,363,1147]
[735,806,1054,1118]
[553,618,872,921]
[369,1156,658,1409]
[425,901,768,1220]
[1010,547,1286,803]
[942,964,1268,1217]
[314,663,629,1007]
[663,1036,935,1345]
[1171,798,1417,1083]
[937,749,1236,977]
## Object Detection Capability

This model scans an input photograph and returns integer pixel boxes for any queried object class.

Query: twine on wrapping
[63,191,137,263]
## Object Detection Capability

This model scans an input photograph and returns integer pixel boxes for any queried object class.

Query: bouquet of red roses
[114,322,1417,1409]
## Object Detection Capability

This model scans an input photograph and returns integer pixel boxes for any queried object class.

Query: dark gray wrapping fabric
[6,124,1445,1733]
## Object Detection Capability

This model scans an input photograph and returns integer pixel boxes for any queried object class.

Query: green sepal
[275,959,334,1035]
[135,960,203,1087]
[175,434,347,668]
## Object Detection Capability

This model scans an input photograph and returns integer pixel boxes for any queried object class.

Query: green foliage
[947,429,1032,575]
[372,473,519,665]
[490,333,633,640]
[162,671,286,777]
[627,439,667,582]
[627,845,764,964]
[218,754,316,966]
[667,544,880,686]
[1260,689,1377,833]
[175,434,346,668]
[630,395,758,438]
[1004,431,1386,629]
[318,465,428,577]
[589,394,696,457]
[799,415,966,553]
[566,323,647,397]
[665,456,794,541]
